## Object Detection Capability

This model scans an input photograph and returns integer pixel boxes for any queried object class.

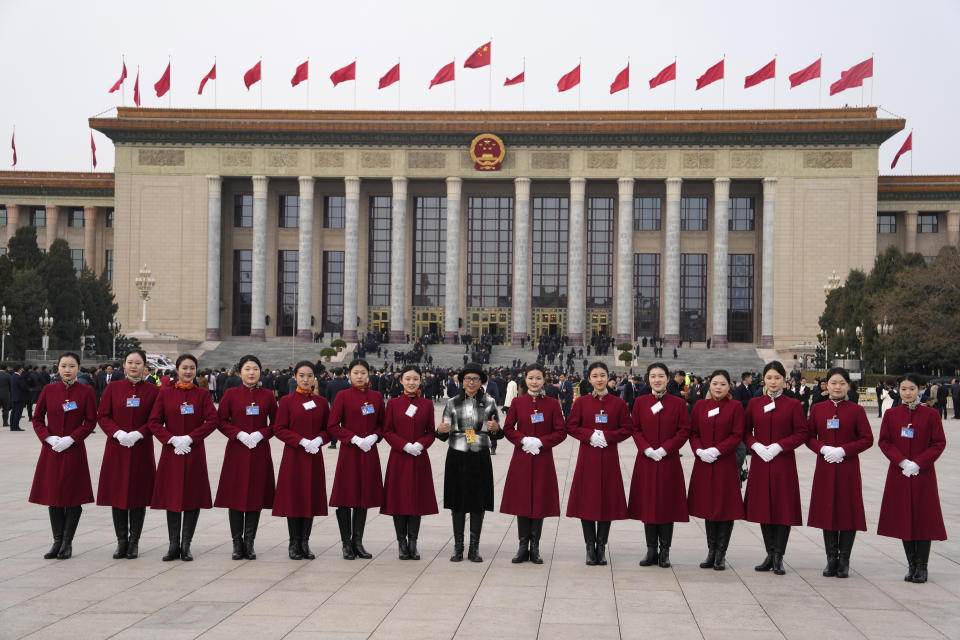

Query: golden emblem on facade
[470,133,505,171]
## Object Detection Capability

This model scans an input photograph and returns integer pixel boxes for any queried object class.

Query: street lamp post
[78,311,90,356]
[134,264,156,334]
[836,327,845,363]
[818,328,829,369]
[38,309,54,360]
[855,325,865,360]
[877,316,893,376]
[0,306,11,362]
[108,317,122,360]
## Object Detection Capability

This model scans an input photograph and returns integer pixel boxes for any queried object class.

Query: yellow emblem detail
[470,133,505,171]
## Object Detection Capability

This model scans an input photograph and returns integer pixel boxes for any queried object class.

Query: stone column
[296,176,315,342]
[389,177,408,343]
[444,178,462,344]
[615,178,634,344]
[663,178,682,347]
[45,205,59,251]
[947,210,960,247]
[903,210,918,254]
[760,177,777,348]
[567,178,586,346]
[342,176,361,342]
[512,178,531,345]
[250,175,268,342]
[83,206,97,271]
[5,204,19,232]
[204,176,222,341]
[711,178,730,348]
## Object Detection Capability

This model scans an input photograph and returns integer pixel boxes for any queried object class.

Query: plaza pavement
[0,405,957,640]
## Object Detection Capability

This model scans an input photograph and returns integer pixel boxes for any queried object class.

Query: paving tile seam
[537,436,576,638]
[448,509,513,639]
[726,563,787,639]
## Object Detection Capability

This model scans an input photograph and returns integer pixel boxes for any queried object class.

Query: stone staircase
[194,338,349,370]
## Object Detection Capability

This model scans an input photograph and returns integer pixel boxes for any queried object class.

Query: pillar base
[390,330,405,344]
[663,333,680,348]
[343,330,358,342]
[205,328,221,341]
[250,329,266,342]
[512,332,528,346]
[759,335,774,348]
[615,333,631,345]
[444,331,458,344]
[296,330,313,343]
[568,333,583,347]
[711,335,729,349]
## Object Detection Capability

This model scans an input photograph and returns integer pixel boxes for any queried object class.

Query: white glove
[706,447,721,460]
[696,448,718,463]
[309,436,324,449]
[245,431,264,449]
[821,446,845,464]
[767,443,783,459]
[751,442,772,463]
[362,434,378,450]
[113,429,129,444]
[412,442,424,455]
[300,438,320,454]
[351,435,363,447]
[526,437,543,450]
[590,430,608,448]
[52,436,75,453]
[236,431,251,447]
[403,442,421,456]
[899,459,920,477]
[654,447,667,460]
[644,447,658,460]
[44,436,62,447]
[521,436,534,448]
[352,435,372,452]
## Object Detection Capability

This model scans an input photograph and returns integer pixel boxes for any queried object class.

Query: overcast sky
[1,0,954,174]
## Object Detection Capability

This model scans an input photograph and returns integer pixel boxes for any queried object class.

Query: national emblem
[470,133,505,171]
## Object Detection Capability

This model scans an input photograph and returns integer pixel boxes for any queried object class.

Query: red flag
[90,132,97,169]
[744,59,775,88]
[463,42,491,69]
[557,64,580,92]
[789,58,821,88]
[610,63,629,94]
[649,61,676,89]
[379,63,400,89]
[330,61,356,87]
[829,57,873,95]
[504,71,525,86]
[198,62,216,95]
[696,59,724,90]
[429,61,455,88]
[891,132,913,169]
[108,61,127,93]
[10,131,15,167]
[133,69,141,106]
[154,62,171,98]
[244,61,262,90]
[292,60,309,87]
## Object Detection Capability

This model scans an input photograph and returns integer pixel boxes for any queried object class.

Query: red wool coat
[687,397,745,521]
[214,386,278,511]
[29,382,97,507]
[565,393,632,521]
[743,394,806,525]
[96,379,160,509]
[381,395,438,516]
[806,400,874,531]
[327,386,385,508]
[627,393,691,524]
[148,385,218,512]
[272,391,330,517]
[877,404,947,541]
[500,394,567,518]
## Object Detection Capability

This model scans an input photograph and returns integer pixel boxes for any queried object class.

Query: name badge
[826,418,840,430]
[764,402,776,413]
[465,428,478,444]
[595,413,608,424]
[302,400,316,411]
[246,405,260,416]
[901,426,915,439]
[126,397,140,408]
[361,403,375,416]
[62,400,78,412]
[651,401,663,414]
[180,404,195,415]
[405,404,418,418]
[707,407,720,418]
[531,411,544,423]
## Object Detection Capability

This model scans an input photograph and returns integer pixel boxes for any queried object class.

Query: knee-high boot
[243,510,261,560]
[352,508,372,559]
[902,540,917,582]
[450,512,465,562]
[44,507,65,559]
[755,523,774,571]
[287,518,303,560]
[127,507,146,559]
[58,506,82,559]
[836,530,856,578]
[581,520,598,566]
[180,509,200,561]
[714,521,733,571]
[111,507,129,559]
[700,520,718,569]
[393,515,411,560]
[596,521,611,566]
[912,540,931,583]
[529,519,544,564]
[467,511,484,562]
[512,516,531,563]
[657,523,674,568]
[407,516,421,560]
[638,523,659,566]
[229,509,245,560]
[300,518,315,560]
[822,529,839,577]
[772,525,790,575]
[337,508,355,559]
[162,511,182,561]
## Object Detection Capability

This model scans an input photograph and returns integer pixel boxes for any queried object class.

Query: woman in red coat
[327,359,384,560]
[96,348,160,560]
[806,367,874,578]
[501,364,566,564]
[214,355,278,561]
[629,362,690,568]
[382,365,438,560]
[688,369,745,571]
[273,360,330,560]
[148,354,218,562]
[29,352,96,560]
[744,361,807,575]
[566,362,633,566]
[877,373,947,583]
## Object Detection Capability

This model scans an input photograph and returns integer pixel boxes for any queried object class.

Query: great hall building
[1,107,957,352]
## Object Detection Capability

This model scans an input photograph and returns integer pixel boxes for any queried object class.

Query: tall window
[323,251,345,333]
[368,196,392,307]
[728,254,754,343]
[681,196,708,231]
[467,196,513,307]
[680,253,707,342]
[105,249,114,281]
[532,197,568,307]
[0,206,6,226]
[413,197,446,307]
[587,197,614,308]
[67,208,85,228]
[70,249,85,276]
[232,249,252,336]
[633,253,660,338]
[279,195,299,228]
[276,250,298,336]
[30,207,46,227]
[105,208,114,228]
[634,196,661,231]
[728,197,755,231]
[918,213,939,233]
[234,194,253,227]
[877,214,896,234]
[324,196,345,228]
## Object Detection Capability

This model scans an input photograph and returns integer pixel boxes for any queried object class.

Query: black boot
[836,530,855,578]
[180,509,199,561]
[300,518,316,560]
[529,518,544,564]
[700,520,717,569]
[352,508,372,559]
[57,506,82,559]
[638,524,659,566]
[127,507,146,559]
[450,512,465,562]
[772,525,790,575]
[243,510,260,560]
[394,515,411,560]
[512,516,531,563]
[822,529,839,577]
[162,511,182,561]
[407,516,421,560]
[44,507,65,559]
[596,521,611,566]
[287,518,303,560]
[714,521,733,571]
[912,540,930,583]
[112,507,129,559]
[902,540,917,581]
[229,509,245,560]
[755,523,774,571]
[657,523,673,568]
[467,511,484,562]
[581,520,598,566]
[337,508,355,559]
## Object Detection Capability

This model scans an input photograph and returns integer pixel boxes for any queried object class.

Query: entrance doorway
[533,309,566,340]
[469,308,510,344]
[589,309,612,342]
[413,308,443,342]
[369,307,390,335]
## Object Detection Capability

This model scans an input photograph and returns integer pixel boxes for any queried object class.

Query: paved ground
[1,405,958,640]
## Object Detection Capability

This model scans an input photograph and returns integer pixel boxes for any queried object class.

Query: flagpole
[673,56,678,109]
[818,52,822,109]
[11,125,15,171]
[522,57,526,111]
[214,56,218,109]
[397,57,401,111]
[121,54,125,107]
[488,36,493,111]
[772,54,777,109]
[306,57,310,110]
[721,53,726,109]
[453,57,457,111]
[627,57,631,110]
[870,52,875,106]
[910,129,914,176]
[168,54,172,108]
[577,57,582,111]
[260,57,264,110]
[353,57,358,111]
